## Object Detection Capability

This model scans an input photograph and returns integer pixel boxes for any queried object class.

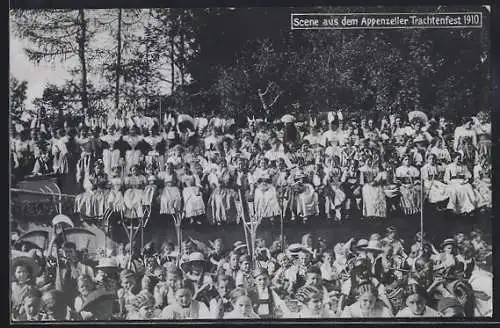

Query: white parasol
[408,111,428,125]
[281,114,296,124]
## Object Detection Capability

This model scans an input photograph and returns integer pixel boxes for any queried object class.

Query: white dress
[443,163,476,214]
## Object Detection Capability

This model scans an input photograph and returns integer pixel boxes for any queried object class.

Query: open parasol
[408,111,428,125]
[281,114,296,124]
[177,114,196,132]
[52,214,74,228]
[63,228,97,253]
[15,230,49,250]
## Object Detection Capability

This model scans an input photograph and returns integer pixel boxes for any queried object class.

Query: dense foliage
[10,6,491,123]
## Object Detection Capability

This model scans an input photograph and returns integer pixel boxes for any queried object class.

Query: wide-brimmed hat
[81,289,117,312]
[96,257,119,271]
[12,255,41,277]
[180,252,208,272]
[233,241,248,253]
[354,239,369,250]
[286,243,312,256]
[364,240,384,253]
[440,238,457,249]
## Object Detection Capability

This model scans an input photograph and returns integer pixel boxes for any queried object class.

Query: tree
[9,75,28,117]
[11,9,95,116]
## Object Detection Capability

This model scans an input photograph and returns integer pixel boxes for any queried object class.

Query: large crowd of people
[10,109,493,320]
[11,110,492,224]
[11,223,493,320]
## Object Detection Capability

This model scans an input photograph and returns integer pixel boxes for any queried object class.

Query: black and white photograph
[9,5,493,322]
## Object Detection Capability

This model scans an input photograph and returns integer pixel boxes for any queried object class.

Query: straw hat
[440,238,457,249]
[354,239,369,250]
[180,252,208,273]
[81,289,117,312]
[12,255,41,277]
[364,240,384,253]
[96,258,119,271]
[233,241,248,253]
[286,243,312,256]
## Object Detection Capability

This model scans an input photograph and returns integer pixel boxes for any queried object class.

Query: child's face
[217,280,231,297]
[306,273,321,287]
[240,261,250,273]
[24,297,41,318]
[175,288,192,308]
[166,274,178,289]
[14,265,30,283]
[230,255,239,269]
[255,274,269,289]
[308,298,323,314]
[407,294,426,316]
[443,245,453,254]
[358,292,376,312]
[121,278,135,291]
[234,296,253,316]
[323,253,332,263]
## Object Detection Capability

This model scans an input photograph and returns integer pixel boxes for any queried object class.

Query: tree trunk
[77,9,89,117]
[115,8,122,112]
[170,25,175,94]
[179,11,185,86]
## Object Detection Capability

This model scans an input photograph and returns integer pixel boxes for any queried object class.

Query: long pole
[420,174,424,254]
[159,96,162,126]
[280,197,286,252]
[238,190,251,255]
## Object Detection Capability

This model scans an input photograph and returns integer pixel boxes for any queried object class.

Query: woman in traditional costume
[443,152,476,215]
[473,156,492,210]
[123,165,147,220]
[123,126,144,176]
[182,163,206,224]
[323,159,346,221]
[207,159,240,226]
[52,129,70,174]
[294,171,319,224]
[253,172,281,224]
[341,159,362,219]
[359,156,387,219]
[102,140,122,177]
[420,153,449,207]
[395,155,421,216]
[158,162,182,216]
[474,112,491,161]
[453,117,477,169]
[11,254,40,320]
[105,166,125,213]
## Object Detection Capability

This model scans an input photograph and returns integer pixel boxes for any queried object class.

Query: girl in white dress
[443,152,476,215]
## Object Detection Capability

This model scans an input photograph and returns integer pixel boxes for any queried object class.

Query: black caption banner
[291,12,483,29]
